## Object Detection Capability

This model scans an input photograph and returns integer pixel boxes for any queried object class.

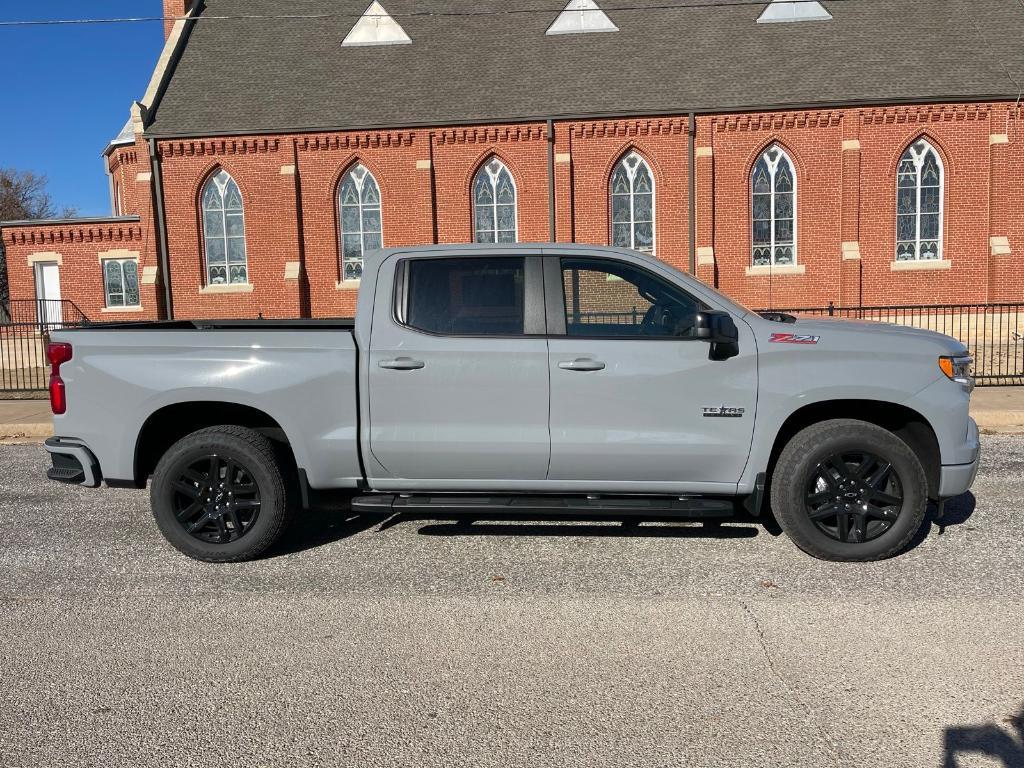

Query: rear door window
[402,257,526,336]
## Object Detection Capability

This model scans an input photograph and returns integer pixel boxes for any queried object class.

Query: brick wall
[296,129,434,318]
[3,219,160,321]
[162,1,189,41]
[988,104,1024,303]
[3,100,1021,322]
[106,144,146,218]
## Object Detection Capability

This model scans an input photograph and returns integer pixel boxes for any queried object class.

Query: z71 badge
[702,406,746,418]
[769,332,821,345]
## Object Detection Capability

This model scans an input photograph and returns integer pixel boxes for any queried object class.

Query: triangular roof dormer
[342,1,411,47]
[546,0,619,35]
[757,0,832,23]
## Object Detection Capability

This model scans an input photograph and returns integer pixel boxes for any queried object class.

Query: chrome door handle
[379,357,425,371]
[558,358,606,372]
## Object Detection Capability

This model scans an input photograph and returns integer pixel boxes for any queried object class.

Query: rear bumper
[937,417,980,498]
[43,437,102,488]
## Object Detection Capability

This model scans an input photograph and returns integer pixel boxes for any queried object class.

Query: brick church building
[3,0,1023,322]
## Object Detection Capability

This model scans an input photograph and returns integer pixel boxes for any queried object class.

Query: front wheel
[770,419,928,562]
[150,426,293,562]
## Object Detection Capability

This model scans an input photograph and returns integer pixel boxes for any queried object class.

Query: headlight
[939,355,974,390]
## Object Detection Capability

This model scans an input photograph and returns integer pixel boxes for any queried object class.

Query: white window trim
[889,259,951,272]
[201,170,249,287]
[199,282,255,295]
[895,139,944,262]
[473,158,519,244]
[26,252,63,266]
[610,151,656,254]
[745,263,806,277]
[100,256,142,309]
[750,145,798,267]
[338,164,383,283]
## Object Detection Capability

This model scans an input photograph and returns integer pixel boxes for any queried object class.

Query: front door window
[561,258,703,338]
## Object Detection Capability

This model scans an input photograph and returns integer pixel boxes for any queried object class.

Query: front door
[34,262,62,326]
[366,253,550,484]
[546,255,757,491]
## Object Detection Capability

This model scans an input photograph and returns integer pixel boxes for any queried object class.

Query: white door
[34,262,62,326]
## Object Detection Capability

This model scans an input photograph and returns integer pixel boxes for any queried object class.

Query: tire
[150,426,293,562]
[769,419,928,562]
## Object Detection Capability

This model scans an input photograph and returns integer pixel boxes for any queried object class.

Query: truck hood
[780,316,969,355]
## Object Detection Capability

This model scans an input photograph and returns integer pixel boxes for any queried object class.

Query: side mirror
[696,311,740,360]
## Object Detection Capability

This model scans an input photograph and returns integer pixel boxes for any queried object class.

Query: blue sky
[0,2,164,217]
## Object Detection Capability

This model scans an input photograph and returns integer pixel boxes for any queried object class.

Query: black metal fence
[0,300,90,393]
[3,298,1020,391]
[571,308,644,326]
[761,301,1024,386]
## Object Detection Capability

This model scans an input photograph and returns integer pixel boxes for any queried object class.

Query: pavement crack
[738,599,844,768]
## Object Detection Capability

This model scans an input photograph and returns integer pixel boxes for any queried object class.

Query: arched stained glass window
[751,145,796,266]
[201,169,248,285]
[610,152,655,253]
[896,139,943,261]
[474,158,517,243]
[339,164,382,282]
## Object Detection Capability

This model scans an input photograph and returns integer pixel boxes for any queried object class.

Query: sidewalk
[0,398,54,441]
[3,388,1023,442]
[968,386,1024,433]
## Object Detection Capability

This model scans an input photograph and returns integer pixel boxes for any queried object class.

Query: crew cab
[43,244,980,562]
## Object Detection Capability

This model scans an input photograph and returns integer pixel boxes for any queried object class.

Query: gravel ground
[1,438,1022,768]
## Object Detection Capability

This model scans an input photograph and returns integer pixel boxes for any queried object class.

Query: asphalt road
[1,438,1023,768]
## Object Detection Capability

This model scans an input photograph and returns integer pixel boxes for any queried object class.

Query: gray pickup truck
[43,244,979,563]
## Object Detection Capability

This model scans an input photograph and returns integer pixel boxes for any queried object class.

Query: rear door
[545,254,757,491]
[366,253,550,484]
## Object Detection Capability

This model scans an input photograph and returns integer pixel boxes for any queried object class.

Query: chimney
[163,1,190,42]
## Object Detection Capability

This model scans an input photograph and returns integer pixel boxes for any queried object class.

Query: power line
[0,0,857,28]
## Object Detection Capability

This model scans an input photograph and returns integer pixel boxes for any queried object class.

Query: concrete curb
[974,414,1024,434]
[0,423,54,442]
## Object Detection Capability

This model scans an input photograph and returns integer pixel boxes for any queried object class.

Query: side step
[352,494,737,518]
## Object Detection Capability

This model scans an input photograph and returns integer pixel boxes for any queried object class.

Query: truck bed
[51,322,362,489]
[64,318,356,332]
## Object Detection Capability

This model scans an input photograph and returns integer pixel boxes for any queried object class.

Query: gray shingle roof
[145,0,1024,137]
[104,115,136,154]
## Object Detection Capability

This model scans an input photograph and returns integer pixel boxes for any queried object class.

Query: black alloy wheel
[151,426,293,562]
[171,454,262,543]
[804,452,904,544]
[770,419,929,562]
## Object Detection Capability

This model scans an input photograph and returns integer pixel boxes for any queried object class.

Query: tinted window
[561,258,703,338]
[405,257,525,335]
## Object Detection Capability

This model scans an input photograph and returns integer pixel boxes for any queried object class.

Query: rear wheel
[150,426,293,562]
[770,419,928,562]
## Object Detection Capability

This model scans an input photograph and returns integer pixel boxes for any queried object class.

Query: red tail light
[47,342,73,415]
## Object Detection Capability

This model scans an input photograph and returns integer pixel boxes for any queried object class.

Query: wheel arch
[134,401,300,487]
[766,399,942,499]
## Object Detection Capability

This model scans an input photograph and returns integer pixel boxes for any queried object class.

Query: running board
[351,494,737,518]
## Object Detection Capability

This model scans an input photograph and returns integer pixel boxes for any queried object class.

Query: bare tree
[0,167,75,222]
[0,168,77,315]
